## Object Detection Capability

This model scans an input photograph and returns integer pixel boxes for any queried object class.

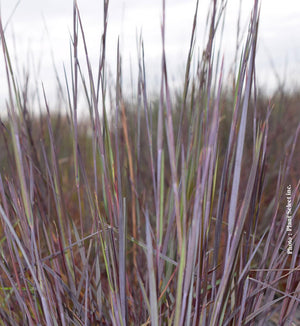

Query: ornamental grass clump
[0,0,299,325]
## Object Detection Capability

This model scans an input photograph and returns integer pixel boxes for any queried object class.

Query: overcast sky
[0,0,299,108]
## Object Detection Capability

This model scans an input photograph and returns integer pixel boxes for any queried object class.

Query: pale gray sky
[0,0,299,108]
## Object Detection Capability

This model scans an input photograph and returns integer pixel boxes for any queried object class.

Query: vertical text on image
[286,185,293,255]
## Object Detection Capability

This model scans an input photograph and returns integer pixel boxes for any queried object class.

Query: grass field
[0,0,299,325]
